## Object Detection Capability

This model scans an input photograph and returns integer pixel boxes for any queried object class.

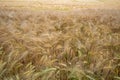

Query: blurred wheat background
[0,0,120,80]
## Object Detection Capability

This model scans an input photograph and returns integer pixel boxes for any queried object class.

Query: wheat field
[0,1,120,80]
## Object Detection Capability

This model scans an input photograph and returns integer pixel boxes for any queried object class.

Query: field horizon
[0,0,120,10]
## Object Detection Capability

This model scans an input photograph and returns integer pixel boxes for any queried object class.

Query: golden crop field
[0,0,120,80]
